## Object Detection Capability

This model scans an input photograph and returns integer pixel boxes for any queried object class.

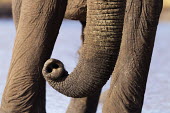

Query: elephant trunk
[42,0,126,98]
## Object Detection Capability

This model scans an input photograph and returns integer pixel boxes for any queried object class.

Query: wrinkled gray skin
[0,0,163,113]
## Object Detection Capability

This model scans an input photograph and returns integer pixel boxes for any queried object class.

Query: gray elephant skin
[0,0,163,113]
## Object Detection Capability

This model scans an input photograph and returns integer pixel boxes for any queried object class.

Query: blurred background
[0,0,11,17]
[0,0,170,113]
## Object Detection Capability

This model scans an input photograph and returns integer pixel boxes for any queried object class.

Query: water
[0,19,170,113]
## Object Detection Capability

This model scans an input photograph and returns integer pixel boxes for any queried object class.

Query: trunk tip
[42,58,65,80]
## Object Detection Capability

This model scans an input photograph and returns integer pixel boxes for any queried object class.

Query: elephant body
[65,0,86,21]
[0,0,163,113]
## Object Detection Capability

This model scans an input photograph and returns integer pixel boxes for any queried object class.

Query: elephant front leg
[66,90,101,113]
[103,0,163,113]
[0,0,67,112]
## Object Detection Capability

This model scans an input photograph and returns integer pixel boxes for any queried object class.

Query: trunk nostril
[46,67,52,73]
[52,63,59,69]
[46,63,59,73]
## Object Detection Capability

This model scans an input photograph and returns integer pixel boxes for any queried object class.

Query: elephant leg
[66,21,101,113]
[0,0,67,112]
[65,0,86,21]
[103,0,163,113]
[0,1,21,111]
[99,89,109,104]
[66,90,101,113]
